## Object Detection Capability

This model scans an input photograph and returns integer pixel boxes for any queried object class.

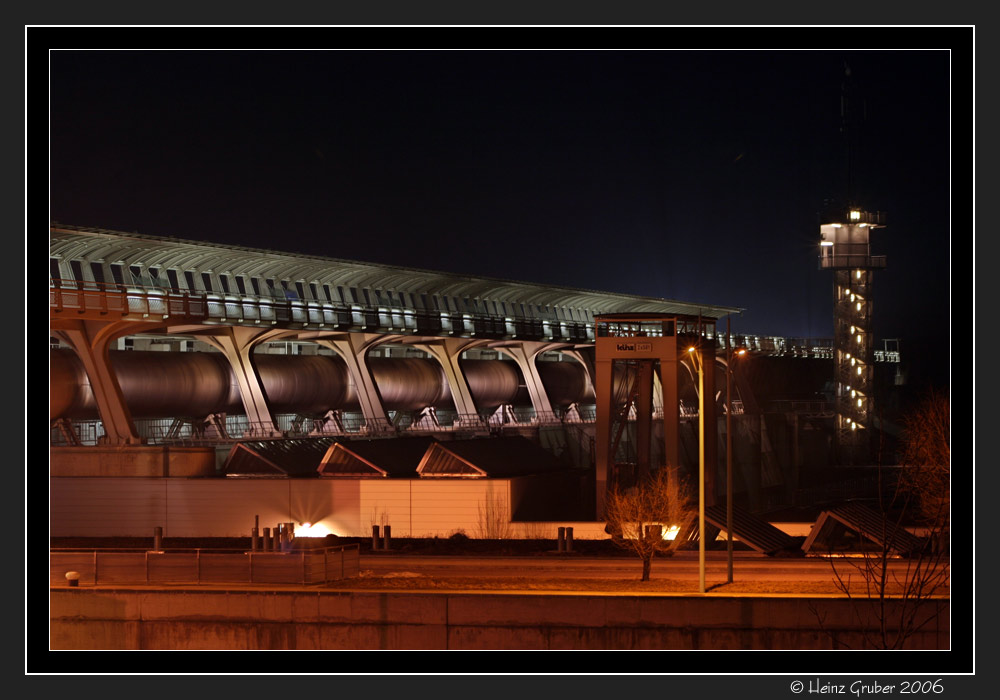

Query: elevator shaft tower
[819,206,886,462]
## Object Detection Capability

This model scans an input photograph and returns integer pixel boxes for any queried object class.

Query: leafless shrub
[897,389,950,531]
[476,484,512,540]
[604,467,695,581]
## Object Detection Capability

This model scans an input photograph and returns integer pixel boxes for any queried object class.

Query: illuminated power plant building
[49,224,902,537]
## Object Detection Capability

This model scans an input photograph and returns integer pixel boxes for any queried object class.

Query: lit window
[856,270,862,279]
[856,302,862,311]
[850,210,861,221]
[857,367,862,375]
[857,334,862,344]
[857,398,863,407]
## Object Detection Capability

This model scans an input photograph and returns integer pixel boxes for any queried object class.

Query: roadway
[357,551,941,584]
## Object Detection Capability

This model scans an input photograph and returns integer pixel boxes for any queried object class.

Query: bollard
[383,524,391,551]
[372,525,381,551]
[566,526,574,553]
[153,526,163,552]
[557,526,566,552]
[65,571,80,587]
[263,527,271,551]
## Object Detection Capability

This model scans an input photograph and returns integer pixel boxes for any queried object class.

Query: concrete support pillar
[593,356,615,517]
[317,333,391,430]
[496,342,554,418]
[54,320,148,445]
[652,368,664,415]
[415,339,482,417]
[561,347,596,394]
[202,327,283,437]
[661,357,680,477]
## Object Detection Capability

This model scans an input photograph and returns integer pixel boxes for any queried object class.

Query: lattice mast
[818,64,887,463]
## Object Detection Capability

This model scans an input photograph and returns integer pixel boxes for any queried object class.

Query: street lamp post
[725,318,746,585]
[726,318,733,584]
[688,345,706,594]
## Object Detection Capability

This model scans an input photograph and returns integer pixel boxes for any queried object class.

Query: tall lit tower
[819,63,886,464]
[819,206,885,462]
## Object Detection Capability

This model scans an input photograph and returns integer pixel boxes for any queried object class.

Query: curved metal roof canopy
[49,224,742,320]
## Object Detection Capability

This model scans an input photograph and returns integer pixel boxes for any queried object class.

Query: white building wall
[166,479,292,538]
[50,477,519,540]
[359,480,413,537]
[410,479,509,538]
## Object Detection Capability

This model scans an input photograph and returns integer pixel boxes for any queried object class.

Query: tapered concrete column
[661,357,680,475]
[54,320,149,445]
[652,368,664,415]
[496,342,554,417]
[562,347,596,391]
[414,339,482,417]
[317,333,390,428]
[202,327,282,437]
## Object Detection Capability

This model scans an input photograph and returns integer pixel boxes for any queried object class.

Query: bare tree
[604,467,694,581]
[897,389,950,533]
[816,391,950,649]
[476,484,512,540]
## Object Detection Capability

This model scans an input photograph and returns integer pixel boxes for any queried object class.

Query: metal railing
[50,544,360,586]
[50,410,598,446]
[49,278,594,342]
[50,402,768,447]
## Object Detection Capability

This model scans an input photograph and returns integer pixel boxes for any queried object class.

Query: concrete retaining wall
[49,588,949,650]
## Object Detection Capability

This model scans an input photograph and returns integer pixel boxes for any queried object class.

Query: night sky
[45,30,966,395]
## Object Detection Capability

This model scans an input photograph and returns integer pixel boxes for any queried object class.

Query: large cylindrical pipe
[49,348,598,420]
[461,359,526,411]
[536,360,596,407]
[255,354,354,414]
[367,357,452,412]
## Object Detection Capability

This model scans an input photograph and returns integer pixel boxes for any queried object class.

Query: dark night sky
[45,31,965,394]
